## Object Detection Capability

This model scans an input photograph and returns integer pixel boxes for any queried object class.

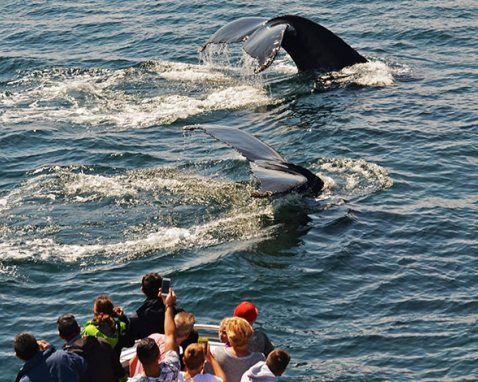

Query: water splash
[0,61,276,129]
[318,157,393,199]
[316,59,409,89]
[0,165,275,263]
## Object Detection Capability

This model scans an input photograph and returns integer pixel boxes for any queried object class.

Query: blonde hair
[226,317,253,347]
[174,312,195,338]
[219,317,233,343]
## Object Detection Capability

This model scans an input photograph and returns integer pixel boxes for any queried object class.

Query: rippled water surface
[1,1,477,381]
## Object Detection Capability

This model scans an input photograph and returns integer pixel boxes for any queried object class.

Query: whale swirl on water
[185,125,324,197]
[200,15,367,73]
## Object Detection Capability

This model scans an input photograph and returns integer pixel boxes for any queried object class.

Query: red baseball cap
[234,301,259,324]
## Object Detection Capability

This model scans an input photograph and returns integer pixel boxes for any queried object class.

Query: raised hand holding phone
[161,277,171,295]
[160,286,176,307]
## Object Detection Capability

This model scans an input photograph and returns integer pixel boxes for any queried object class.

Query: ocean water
[1,1,477,380]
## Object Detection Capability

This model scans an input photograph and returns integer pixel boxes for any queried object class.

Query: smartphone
[161,278,171,295]
[198,336,209,347]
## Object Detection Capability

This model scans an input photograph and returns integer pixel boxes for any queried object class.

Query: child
[180,343,227,382]
[240,349,290,382]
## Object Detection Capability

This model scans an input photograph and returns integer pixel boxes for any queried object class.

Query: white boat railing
[120,323,222,363]
[194,323,220,332]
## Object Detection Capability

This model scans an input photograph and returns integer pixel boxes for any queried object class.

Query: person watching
[57,313,124,382]
[82,295,135,363]
[179,343,227,382]
[129,311,198,377]
[233,302,274,356]
[127,288,181,382]
[208,317,265,382]
[240,349,290,382]
[13,331,86,382]
[129,273,183,339]
[218,317,233,347]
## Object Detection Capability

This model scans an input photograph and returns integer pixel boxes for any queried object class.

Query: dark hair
[141,273,162,299]
[266,349,290,376]
[93,295,115,325]
[57,313,80,339]
[14,332,39,361]
[136,337,159,365]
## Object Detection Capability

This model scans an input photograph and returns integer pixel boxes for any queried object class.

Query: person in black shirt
[129,273,184,339]
[57,313,125,382]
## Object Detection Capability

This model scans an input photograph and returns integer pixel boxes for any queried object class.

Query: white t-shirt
[127,350,180,382]
[178,372,223,382]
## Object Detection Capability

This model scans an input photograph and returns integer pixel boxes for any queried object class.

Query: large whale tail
[185,125,324,197]
[200,15,367,73]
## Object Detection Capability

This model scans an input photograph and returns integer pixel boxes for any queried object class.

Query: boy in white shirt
[179,343,227,382]
[240,349,290,382]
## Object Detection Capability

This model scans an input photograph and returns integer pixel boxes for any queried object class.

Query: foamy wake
[145,60,234,83]
[319,60,406,88]
[0,166,274,263]
[0,165,254,208]
[63,86,273,128]
[318,157,393,199]
[0,61,276,128]
[1,157,392,208]
[0,155,392,263]
[0,209,272,263]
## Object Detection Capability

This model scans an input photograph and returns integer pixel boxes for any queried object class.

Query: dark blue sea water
[1,1,477,380]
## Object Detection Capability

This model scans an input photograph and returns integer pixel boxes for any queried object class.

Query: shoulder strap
[15,370,24,382]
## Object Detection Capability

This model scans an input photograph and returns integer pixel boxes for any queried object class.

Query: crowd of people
[13,272,290,382]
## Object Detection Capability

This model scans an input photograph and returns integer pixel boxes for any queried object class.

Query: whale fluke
[200,15,367,73]
[185,125,324,197]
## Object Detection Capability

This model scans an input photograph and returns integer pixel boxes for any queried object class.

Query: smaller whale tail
[284,162,325,196]
[185,125,324,197]
[201,15,367,73]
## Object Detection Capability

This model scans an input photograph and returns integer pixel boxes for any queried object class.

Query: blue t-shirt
[17,346,87,382]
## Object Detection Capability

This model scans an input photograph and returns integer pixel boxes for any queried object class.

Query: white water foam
[0,165,274,263]
[270,56,299,75]
[0,165,253,209]
[0,206,273,263]
[318,157,393,198]
[1,156,392,215]
[145,60,234,83]
[0,197,8,210]
[200,43,401,88]
[319,60,405,88]
[1,62,275,128]
[200,44,298,78]
[0,155,391,264]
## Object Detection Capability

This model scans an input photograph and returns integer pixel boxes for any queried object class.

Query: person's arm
[206,343,228,382]
[262,332,274,356]
[129,354,139,377]
[57,351,87,381]
[161,288,178,353]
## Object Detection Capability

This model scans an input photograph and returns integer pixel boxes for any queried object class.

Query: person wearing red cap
[233,302,274,357]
